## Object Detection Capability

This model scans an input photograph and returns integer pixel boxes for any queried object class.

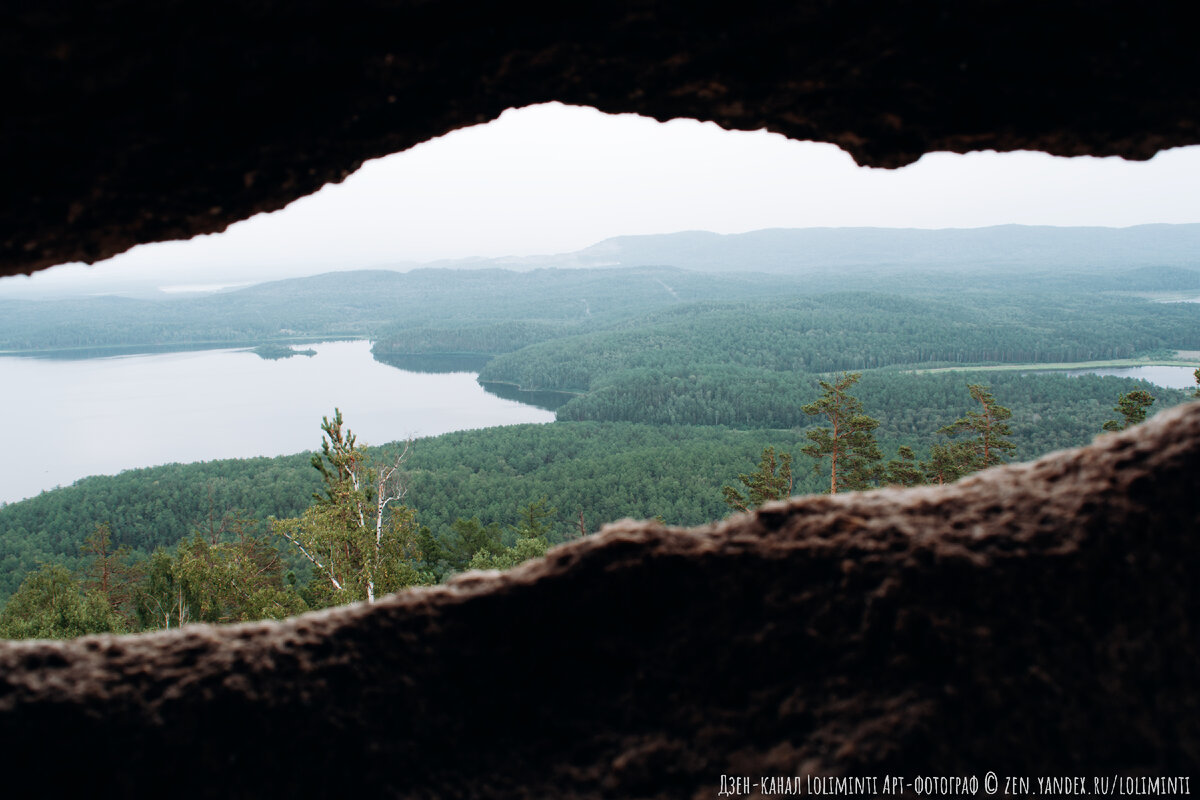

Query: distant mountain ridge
[471,224,1200,274]
[4,224,1198,302]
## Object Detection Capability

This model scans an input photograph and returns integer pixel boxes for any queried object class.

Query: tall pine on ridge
[722,446,794,511]
[1102,389,1155,432]
[938,384,1016,472]
[801,372,882,494]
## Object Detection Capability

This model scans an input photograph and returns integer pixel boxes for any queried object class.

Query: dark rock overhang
[4,1,1199,277]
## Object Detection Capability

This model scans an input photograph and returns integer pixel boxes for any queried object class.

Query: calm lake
[0,340,555,504]
[1058,365,1198,388]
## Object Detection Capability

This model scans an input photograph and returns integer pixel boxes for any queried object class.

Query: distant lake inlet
[1055,365,1198,389]
[0,341,554,504]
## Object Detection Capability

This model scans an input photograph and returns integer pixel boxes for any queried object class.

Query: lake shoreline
[0,340,554,504]
[0,335,367,360]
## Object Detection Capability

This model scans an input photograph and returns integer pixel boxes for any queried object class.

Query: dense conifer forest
[2,226,1198,636]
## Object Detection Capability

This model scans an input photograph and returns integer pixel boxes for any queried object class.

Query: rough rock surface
[4,1,1200,275]
[2,403,1197,796]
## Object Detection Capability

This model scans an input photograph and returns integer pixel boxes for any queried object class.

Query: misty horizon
[6,220,1200,300]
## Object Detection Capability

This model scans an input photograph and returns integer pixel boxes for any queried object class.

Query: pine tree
[921,440,977,486]
[938,384,1016,473]
[448,517,505,570]
[1193,367,1199,398]
[511,497,556,540]
[80,522,136,625]
[801,373,882,494]
[466,499,554,571]
[882,446,925,487]
[1102,389,1155,432]
[722,446,794,511]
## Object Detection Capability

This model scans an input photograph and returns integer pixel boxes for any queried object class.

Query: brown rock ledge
[2,401,1196,797]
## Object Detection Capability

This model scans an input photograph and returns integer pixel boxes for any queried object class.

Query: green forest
[2,242,1198,637]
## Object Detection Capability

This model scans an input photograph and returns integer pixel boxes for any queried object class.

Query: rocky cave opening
[1,3,1198,796]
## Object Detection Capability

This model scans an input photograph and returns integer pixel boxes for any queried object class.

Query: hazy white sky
[12,102,1200,290]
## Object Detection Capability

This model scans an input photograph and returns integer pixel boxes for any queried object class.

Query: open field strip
[914,355,1200,376]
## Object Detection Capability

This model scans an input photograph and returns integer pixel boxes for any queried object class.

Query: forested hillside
[0,267,790,353]
[0,424,815,602]
[477,292,1200,393]
[554,367,1193,439]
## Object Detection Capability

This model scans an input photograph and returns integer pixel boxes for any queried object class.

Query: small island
[251,343,317,361]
